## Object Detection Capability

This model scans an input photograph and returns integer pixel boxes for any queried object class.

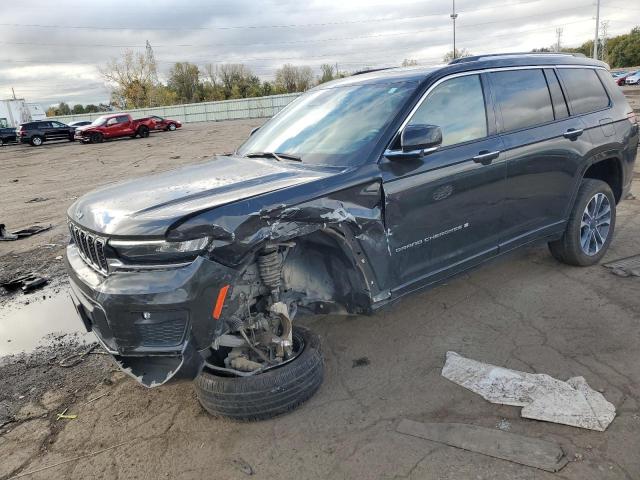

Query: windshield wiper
[245,151,302,162]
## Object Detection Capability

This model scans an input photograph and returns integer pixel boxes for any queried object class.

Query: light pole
[451,0,458,59]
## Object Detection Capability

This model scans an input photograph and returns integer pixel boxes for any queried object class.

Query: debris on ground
[231,458,255,476]
[0,224,52,241]
[441,351,616,431]
[396,419,568,473]
[603,255,640,277]
[0,274,48,293]
[352,357,370,368]
[59,343,99,368]
[56,408,77,421]
[25,197,49,203]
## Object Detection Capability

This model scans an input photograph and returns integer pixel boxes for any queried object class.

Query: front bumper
[65,245,238,386]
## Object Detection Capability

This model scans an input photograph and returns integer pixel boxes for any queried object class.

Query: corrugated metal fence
[49,93,301,124]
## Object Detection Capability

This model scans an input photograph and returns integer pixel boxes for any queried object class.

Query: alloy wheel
[580,192,611,256]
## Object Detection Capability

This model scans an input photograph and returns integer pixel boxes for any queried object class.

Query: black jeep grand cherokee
[66,53,638,420]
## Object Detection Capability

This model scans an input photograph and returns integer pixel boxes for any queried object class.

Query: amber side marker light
[213,285,230,320]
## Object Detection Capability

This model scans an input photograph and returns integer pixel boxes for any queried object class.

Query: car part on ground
[441,351,616,431]
[65,53,638,420]
[195,326,323,420]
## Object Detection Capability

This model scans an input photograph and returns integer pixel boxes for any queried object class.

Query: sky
[1,0,637,106]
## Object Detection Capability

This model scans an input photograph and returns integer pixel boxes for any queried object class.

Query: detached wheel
[194,326,324,421]
[137,126,150,138]
[30,135,43,146]
[548,178,616,266]
[167,123,176,131]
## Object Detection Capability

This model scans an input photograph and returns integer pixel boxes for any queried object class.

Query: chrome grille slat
[68,222,109,275]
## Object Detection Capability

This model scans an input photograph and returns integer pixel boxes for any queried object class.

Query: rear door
[38,121,55,140]
[489,67,592,250]
[51,121,70,140]
[383,73,507,290]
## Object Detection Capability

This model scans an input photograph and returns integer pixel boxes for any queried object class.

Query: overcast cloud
[0,0,636,106]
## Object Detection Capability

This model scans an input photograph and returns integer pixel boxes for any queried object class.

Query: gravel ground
[0,106,639,479]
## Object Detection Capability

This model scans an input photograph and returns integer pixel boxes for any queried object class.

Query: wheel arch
[582,155,624,203]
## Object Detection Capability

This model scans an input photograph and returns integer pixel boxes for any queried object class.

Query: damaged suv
[66,53,638,420]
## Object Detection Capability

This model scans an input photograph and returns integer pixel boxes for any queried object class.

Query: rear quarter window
[557,68,610,115]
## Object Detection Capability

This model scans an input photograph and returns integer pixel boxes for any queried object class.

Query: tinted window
[37,122,51,128]
[557,68,609,115]
[490,69,554,132]
[543,69,569,119]
[116,115,129,123]
[409,74,487,147]
[51,121,66,127]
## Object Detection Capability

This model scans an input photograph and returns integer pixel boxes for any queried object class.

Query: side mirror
[385,124,442,160]
[250,126,260,136]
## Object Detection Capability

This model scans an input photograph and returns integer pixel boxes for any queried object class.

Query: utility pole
[593,0,600,59]
[601,20,609,62]
[450,0,458,59]
[555,28,563,52]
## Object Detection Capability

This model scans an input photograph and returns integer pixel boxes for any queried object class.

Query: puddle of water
[0,286,92,356]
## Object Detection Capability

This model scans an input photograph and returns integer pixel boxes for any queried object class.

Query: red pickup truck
[74,114,155,143]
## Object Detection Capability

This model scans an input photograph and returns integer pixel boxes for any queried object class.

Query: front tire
[167,123,176,131]
[548,178,616,266]
[194,326,324,421]
[89,132,103,144]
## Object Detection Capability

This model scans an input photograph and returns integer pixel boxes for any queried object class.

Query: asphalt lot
[0,109,639,479]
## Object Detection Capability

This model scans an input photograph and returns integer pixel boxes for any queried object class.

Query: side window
[116,115,129,123]
[543,69,569,119]
[38,122,52,128]
[51,121,65,127]
[490,69,554,132]
[408,74,487,147]
[557,68,610,115]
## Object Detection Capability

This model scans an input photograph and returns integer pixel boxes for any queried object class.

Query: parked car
[74,114,155,143]
[68,120,92,128]
[625,71,640,85]
[18,120,75,146]
[148,115,182,131]
[66,53,638,420]
[0,127,17,145]
[616,72,634,86]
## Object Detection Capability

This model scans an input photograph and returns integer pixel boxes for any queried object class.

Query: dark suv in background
[65,53,638,421]
[18,120,76,146]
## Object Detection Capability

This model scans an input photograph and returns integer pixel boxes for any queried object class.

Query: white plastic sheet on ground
[441,351,616,431]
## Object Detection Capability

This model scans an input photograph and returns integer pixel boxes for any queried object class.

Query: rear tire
[548,178,616,266]
[194,326,324,421]
[137,126,150,138]
[30,135,43,146]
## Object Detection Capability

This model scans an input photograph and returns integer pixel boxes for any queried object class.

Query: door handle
[472,150,500,165]
[563,128,584,139]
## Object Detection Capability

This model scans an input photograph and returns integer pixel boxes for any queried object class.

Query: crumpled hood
[68,155,338,236]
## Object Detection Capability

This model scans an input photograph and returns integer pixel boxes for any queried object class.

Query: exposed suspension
[258,246,282,301]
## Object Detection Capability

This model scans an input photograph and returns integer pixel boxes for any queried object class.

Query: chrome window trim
[391,64,608,143]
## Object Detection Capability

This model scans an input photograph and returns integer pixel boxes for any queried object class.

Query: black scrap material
[1,274,48,293]
[0,223,52,241]
[25,197,49,203]
[0,224,18,241]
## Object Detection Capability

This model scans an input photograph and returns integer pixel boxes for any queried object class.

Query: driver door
[382,73,507,290]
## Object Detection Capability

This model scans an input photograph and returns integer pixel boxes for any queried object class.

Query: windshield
[91,116,108,126]
[236,82,417,166]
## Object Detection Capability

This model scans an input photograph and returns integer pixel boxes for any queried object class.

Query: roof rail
[351,67,395,76]
[449,52,586,65]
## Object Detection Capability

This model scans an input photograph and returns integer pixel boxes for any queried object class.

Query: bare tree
[275,64,314,93]
[319,63,335,84]
[401,59,418,67]
[442,48,472,63]
[100,46,159,109]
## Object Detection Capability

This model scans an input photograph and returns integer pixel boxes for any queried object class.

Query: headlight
[109,237,211,263]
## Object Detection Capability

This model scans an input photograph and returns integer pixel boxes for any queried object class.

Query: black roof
[321,53,608,88]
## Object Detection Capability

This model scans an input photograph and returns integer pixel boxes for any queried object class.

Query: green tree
[71,104,85,115]
[319,63,335,84]
[168,62,201,103]
[608,27,640,68]
[84,104,100,113]
[57,102,71,115]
